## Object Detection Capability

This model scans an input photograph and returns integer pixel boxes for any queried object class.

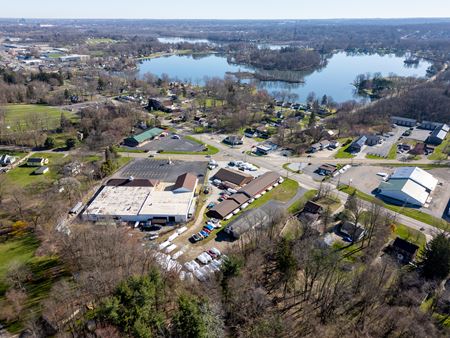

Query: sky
[0,0,449,20]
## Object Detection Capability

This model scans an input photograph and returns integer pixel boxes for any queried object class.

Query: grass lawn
[202,178,299,244]
[161,135,219,155]
[117,147,147,154]
[0,236,39,287]
[4,152,69,188]
[116,156,132,169]
[315,195,342,213]
[369,162,450,170]
[428,137,449,160]
[287,189,318,214]
[335,141,355,159]
[393,223,427,249]
[0,235,64,333]
[3,104,76,132]
[338,185,450,231]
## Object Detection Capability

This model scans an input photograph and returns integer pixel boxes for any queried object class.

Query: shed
[34,166,49,175]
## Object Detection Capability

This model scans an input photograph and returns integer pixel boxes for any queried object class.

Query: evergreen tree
[418,233,450,280]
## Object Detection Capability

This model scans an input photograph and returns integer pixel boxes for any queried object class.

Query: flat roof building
[83,173,196,223]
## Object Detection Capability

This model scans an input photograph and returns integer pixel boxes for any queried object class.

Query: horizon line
[0,16,450,21]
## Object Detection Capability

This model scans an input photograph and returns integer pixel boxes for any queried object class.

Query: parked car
[207,202,215,209]
[204,224,214,231]
[190,234,202,242]
[210,247,221,256]
[206,250,218,259]
[172,135,180,139]
[199,230,209,238]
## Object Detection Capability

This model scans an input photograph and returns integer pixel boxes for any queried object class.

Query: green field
[3,104,76,132]
[4,152,68,188]
[428,137,449,160]
[0,236,63,332]
[338,185,450,230]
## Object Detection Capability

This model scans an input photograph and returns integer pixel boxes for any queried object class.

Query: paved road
[121,136,448,241]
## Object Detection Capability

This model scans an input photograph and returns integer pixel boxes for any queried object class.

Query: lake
[138,52,432,102]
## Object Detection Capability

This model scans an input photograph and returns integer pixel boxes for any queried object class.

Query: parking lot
[116,158,208,182]
[423,168,450,218]
[336,165,390,195]
[137,135,205,152]
[403,128,432,142]
[336,165,450,219]
[362,126,406,158]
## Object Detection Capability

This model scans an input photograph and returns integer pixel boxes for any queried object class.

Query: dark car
[141,224,162,232]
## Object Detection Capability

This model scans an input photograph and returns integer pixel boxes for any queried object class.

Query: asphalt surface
[117,158,208,182]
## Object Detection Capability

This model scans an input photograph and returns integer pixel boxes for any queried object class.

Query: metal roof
[378,178,430,205]
[127,128,164,144]
[389,167,438,192]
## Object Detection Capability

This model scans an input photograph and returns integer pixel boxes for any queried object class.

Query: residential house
[0,154,16,166]
[244,128,257,138]
[27,157,49,167]
[320,140,331,149]
[337,221,365,242]
[329,140,340,149]
[308,143,321,153]
[388,237,419,264]
[223,135,243,146]
[348,136,367,153]
[316,164,338,176]
[365,135,382,146]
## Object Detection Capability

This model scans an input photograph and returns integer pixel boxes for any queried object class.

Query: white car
[193,269,206,282]
[210,247,221,256]
[197,252,212,264]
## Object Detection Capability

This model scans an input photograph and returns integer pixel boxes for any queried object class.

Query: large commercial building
[207,171,282,219]
[377,167,438,207]
[83,174,197,223]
